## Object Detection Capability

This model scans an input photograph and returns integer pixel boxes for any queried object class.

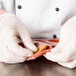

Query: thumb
[44,41,73,62]
[7,35,33,57]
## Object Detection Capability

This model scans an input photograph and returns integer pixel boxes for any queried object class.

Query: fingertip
[31,45,37,52]
[51,46,60,53]
[51,48,55,52]
[44,52,51,59]
[26,43,37,52]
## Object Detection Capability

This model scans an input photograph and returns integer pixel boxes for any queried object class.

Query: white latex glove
[44,15,76,68]
[0,13,37,63]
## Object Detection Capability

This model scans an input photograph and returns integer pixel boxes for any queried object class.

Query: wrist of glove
[44,15,76,69]
[0,13,37,63]
[0,9,6,15]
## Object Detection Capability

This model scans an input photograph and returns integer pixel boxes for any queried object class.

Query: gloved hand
[44,15,76,68]
[0,13,37,63]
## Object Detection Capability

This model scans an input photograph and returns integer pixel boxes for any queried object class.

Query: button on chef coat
[1,0,76,38]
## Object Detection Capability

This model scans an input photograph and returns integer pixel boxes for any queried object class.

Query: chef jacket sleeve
[0,0,2,9]
[1,0,15,13]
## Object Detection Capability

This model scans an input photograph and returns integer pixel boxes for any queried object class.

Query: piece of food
[48,39,59,42]
[27,43,55,61]
[27,45,51,60]
[18,39,59,60]
[33,45,48,54]
[27,49,50,60]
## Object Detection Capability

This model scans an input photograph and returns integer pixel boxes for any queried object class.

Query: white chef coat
[0,0,76,38]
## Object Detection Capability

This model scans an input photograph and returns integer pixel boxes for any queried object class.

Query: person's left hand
[44,15,76,69]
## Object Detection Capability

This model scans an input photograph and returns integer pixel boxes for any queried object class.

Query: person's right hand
[0,13,37,63]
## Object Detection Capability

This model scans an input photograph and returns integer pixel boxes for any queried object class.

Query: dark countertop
[0,56,76,76]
